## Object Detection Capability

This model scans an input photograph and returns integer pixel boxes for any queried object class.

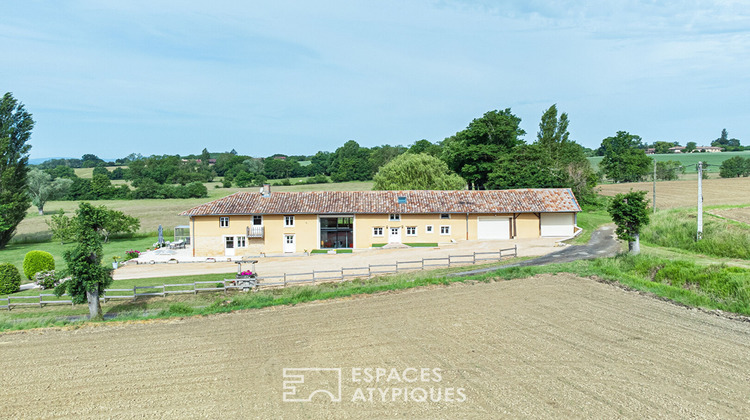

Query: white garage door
[540,213,574,237]
[477,217,511,240]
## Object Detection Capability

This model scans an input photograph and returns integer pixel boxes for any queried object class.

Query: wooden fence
[0,246,517,310]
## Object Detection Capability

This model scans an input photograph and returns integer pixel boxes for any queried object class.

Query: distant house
[694,146,723,153]
[669,146,685,153]
[645,148,655,154]
[195,158,217,164]
[179,187,582,257]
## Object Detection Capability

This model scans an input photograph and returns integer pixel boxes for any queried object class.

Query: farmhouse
[179,187,581,256]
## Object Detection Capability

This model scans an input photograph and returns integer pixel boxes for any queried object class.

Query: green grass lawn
[0,236,158,284]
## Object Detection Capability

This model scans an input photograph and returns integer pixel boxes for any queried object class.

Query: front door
[283,234,296,253]
[224,236,235,257]
[388,227,401,243]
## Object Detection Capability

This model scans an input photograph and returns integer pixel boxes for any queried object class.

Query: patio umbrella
[158,224,163,245]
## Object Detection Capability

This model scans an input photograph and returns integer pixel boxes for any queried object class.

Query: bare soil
[597,177,750,209]
[2,274,750,419]
[711,207,750,225]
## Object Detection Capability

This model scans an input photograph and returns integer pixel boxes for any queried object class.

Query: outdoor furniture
[169,240,186,249]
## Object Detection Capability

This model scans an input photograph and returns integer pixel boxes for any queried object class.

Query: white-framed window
[389,214,400,221]
[426,225,434,233]
[236,236,246,248]
[440,225,451,235]
[440,213,450,219]
[253,215,262,226]
[373,227,384,237]
[284,215,295,227]
[406,226,417,236]
[224,236,234,248]
[220,217,229,228]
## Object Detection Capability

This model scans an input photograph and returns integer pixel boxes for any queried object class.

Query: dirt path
[112,237,563,281]
[2,274,750,419]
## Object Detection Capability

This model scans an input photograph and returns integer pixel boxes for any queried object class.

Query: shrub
[34,270,60,290]
[23,250,55,280]
[0,263,22,294]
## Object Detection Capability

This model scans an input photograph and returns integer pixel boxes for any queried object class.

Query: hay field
[13,181,374,241]
[596,177,750,209]
[1,275,749,418]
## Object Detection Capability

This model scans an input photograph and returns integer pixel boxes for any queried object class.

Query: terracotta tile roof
[180,189,581,216]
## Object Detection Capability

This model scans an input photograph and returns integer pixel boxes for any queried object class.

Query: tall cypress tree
[0,93,34,248]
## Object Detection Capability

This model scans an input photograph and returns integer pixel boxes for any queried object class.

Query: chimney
[262,183,271,197]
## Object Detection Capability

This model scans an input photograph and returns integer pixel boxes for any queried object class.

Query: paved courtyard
[113,236,571,281]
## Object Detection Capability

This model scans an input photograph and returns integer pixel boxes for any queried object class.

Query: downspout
[191,216,195,257]
[465,213,469,240]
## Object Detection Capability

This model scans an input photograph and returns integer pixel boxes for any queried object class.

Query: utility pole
[652,158,657,213]
[697,161,703,241]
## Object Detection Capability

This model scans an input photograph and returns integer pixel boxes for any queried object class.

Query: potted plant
[112,256,120,269]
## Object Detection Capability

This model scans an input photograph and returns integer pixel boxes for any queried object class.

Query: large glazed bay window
[320,216,354,249]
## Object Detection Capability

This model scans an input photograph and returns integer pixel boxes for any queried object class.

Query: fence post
[313,271,316,285]
[421,258,425,270]
[472,252,476,264]
[514,244,518,257]
[368,265,371,277]
[284,273,287,287]
[39,294,43,308]
[340,269,344,281]
[133,285,137,301]
[194,282,198,294]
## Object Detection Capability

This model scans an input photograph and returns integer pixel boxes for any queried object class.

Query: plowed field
[2,274,750,419]
[597,177,750,209]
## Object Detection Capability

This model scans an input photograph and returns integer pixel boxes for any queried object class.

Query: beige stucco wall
[515,213,541,238]
[189,212,563,256]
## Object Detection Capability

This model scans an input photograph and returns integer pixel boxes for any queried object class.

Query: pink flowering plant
[124,249,141,261]
[238,270,255,277]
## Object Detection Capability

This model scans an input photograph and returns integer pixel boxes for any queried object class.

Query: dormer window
[397,196,407,204]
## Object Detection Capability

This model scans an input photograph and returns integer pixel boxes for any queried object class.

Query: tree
[27,168,73,215]
[55,203,114,319]
[0,92,34,249]
[408,139,442,157]
[719,156,750,178]
[100,208,140,242]
[655,160,683,181]
[369,144,407,176]
[685,141,697,153]
[711,128,741,151]
[652,141,673,154]
[330,140,372,182]
[81,154,104,168]
[536,104,569,157]
[486,145,565,190]
[599,131,652,183]
[442,109,525,189]
[46,210,75,244]
[373,153,465,190]
[533,105,597,203]
[608,190,650,255]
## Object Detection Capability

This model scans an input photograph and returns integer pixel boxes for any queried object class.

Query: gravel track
[2,274,750,419]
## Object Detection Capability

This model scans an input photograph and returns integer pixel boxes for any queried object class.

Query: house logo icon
[282,368,343,402]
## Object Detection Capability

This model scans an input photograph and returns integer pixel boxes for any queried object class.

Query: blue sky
[4,0,749,160]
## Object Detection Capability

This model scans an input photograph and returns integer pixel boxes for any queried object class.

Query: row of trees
[594,128,746,155]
